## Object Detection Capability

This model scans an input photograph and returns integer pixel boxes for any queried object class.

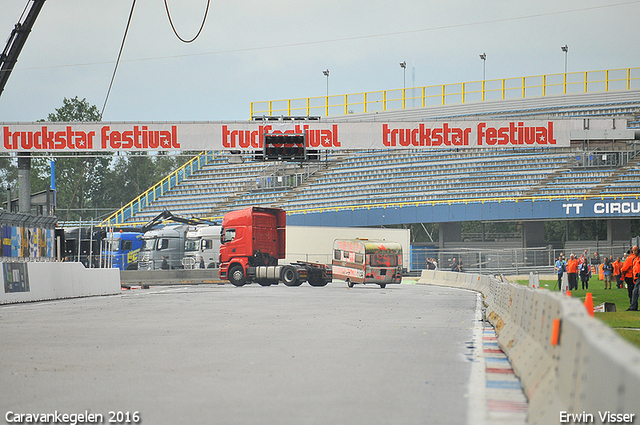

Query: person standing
[566,254,579,291]
[579,259,591,290]
[613,256,623,289]
[627,252,640,311]
[161,255,170,270]
[450,257,459,272]
[555,255,566,291]
[602,257,613,290]
[621,246,637,304]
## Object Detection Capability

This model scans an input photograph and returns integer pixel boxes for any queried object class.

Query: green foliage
[567,219,608,241]
[47,96,101,122]
[545,220,566,242]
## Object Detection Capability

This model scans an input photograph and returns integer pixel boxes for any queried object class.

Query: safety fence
[411,245,633,275]
[418,270,640,424]
[251,67,640,117]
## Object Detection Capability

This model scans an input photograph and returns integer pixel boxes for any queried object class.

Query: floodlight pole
[400,61,406,89]
[479,53,486,101]
[561,45,568,94]
[323,69,329,97]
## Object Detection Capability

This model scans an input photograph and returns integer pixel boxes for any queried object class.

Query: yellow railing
[250,67,640,118]
[101,151,215,227]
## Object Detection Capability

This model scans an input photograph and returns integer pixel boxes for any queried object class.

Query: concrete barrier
[417,270,640,424]
[120,269,224,288]
[1,262,120,304]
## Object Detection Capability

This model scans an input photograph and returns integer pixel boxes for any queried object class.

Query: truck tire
[229,265,246,287]
[308,275,329,287]
[346,279,354,288]
[282,265,300,287]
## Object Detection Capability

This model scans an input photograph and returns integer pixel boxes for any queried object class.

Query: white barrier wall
[418,270,640,424]
[1,262,121,304]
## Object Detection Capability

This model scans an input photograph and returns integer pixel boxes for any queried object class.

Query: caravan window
[334,249,364,264]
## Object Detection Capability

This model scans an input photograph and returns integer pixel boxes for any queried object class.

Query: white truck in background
[182,225,222,269]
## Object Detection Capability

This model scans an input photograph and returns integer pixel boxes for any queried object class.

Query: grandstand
[107,94,640,223]
[102,68,640,271]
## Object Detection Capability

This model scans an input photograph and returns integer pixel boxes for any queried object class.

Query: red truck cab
[218,206,331,287]
[219,207,286,285]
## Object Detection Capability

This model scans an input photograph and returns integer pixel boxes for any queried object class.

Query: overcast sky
[0,0,638,122]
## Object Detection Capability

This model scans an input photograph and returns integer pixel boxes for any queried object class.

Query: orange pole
[550,318,561,346]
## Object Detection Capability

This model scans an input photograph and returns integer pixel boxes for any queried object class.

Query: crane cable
[100,0,137,121]
[164,0,211,43]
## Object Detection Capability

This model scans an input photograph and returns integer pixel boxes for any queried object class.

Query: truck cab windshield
[107,239,121,252]
[185,239,198,252]
[141,238,155,251]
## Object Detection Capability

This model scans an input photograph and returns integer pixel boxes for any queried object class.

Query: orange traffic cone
[566,290,571,297]
[584,292,594,317]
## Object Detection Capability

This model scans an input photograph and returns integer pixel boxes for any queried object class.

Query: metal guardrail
[250,67,640,117]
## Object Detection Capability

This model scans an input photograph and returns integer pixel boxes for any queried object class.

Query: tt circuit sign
[0,120,576,153]
[563,201,640,218]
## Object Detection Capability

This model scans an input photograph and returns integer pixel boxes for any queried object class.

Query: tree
[47,96,100,122]
[45,96,110,222]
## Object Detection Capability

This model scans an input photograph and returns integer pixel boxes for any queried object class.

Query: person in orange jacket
[566,253,579,291]
[621,246,638,305]
[613,256,623,289]
[627,250,640,311]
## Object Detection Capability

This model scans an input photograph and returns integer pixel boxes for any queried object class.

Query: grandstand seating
[121,144,637,224]
[109,89,640,226]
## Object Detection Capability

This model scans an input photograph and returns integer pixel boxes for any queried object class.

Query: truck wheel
[346,279,354,288]
[308,275,328,287]
[229,265,246,287]
[282,266,299,287]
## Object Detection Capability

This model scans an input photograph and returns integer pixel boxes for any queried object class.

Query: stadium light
[561,45,568,74]
[399,61,406,89]
[322,69,329,97]
[479,53,486,81]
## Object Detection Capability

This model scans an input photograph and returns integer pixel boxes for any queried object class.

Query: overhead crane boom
[0,0,46,98]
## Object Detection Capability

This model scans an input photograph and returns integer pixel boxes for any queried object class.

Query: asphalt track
[0,282,480,425]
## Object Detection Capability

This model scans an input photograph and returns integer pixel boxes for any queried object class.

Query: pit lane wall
[1,262,120,304]
[417,270,640,424]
